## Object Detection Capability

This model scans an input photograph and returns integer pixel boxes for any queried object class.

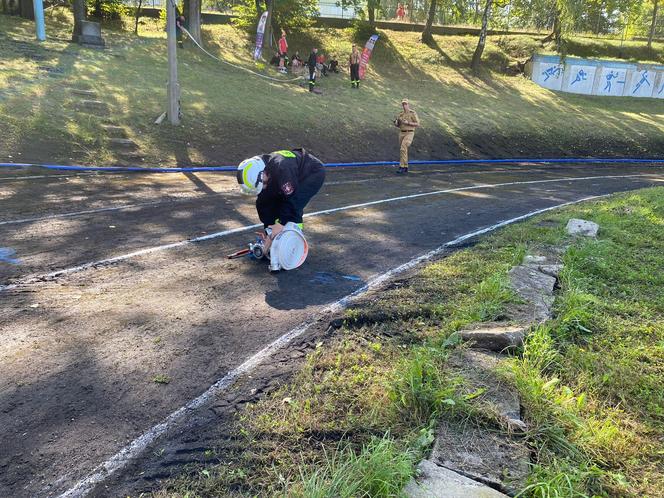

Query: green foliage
[293,435,415,498]
[88,0,127,20]
[232,0,318,34]
[389,346,457,425]
[350,20,378,43]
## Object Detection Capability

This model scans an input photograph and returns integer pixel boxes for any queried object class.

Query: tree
[189,0,201,43]
[471,0,492,71]
[422,0,437,43]
[134,0,143,35]
[648,0,659,49]
[72,0,87,42]
[233,0,317,35]
[367,0,378,26]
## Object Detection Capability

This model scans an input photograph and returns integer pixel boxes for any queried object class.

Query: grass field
[1,10,663,168]
[153,187,664,497]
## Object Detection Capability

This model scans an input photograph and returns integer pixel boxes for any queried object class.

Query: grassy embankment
[155,187,664,497]
[1,10,663,168]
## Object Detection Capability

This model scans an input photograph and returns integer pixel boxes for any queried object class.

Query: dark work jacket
[307,51,317,70]
[256,149,324,226]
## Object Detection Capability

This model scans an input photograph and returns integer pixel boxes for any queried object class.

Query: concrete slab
[404,459,509,498]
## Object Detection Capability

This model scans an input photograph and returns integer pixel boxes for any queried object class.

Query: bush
[350,20,378,43]
[88,0,126,20]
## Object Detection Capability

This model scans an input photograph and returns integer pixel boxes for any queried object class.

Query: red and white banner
[359,34,379,80]
[253,11,269,60]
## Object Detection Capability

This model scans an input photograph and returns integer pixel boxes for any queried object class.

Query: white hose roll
[268,222,308,271]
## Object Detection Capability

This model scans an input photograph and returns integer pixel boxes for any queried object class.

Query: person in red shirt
[278,30,288,73]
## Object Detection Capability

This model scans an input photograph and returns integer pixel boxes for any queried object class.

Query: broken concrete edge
[404,459,510,498]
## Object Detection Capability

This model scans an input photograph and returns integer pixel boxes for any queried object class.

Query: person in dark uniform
[236,149,326,252]
[307,48,318,93]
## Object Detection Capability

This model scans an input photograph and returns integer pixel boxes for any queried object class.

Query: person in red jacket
[278,30,288,74]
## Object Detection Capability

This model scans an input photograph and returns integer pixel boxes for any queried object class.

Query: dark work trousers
[308,66,316,92]
[350,63,360,87]
[256,168,326,228]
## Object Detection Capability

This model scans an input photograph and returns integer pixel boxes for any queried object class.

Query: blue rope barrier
[1,157,664,174]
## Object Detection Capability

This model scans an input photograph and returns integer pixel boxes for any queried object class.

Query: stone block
[74,21,105,46]
[509,265,556,323]
[450,350,525,430]
[459,324,526,352]
[566,218,599,237]
[404,460,509,498]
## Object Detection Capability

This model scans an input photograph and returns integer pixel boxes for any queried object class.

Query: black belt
[401,130,414,133]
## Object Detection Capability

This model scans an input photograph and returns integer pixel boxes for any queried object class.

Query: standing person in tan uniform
[394,98,420,174]
[349,44,361,89]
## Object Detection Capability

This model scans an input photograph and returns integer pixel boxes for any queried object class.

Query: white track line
[0,168,530,226]
[1,174,659,293]
[56,193,613,498]
[4,166,659,226]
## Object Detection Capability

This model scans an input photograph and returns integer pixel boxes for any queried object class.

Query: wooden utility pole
[166,0,180,125]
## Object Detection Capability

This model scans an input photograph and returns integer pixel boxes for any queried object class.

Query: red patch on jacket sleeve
[281,182,294,195]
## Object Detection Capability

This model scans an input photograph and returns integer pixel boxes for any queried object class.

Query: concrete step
[108,138,137,149]
[69,88,98,97]
[101,125,128,138]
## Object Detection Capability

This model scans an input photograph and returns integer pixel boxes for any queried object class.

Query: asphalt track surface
[1,162,664,497]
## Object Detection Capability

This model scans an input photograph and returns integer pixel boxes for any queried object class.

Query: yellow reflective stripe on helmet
[275,150,296,158]
[242,163,251,187]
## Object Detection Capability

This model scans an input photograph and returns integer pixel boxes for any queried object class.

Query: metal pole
[166,0,181,125]
[33,0,46,41]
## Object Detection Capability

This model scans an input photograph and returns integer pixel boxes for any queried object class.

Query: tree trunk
[553,6,562,48]
[648,0,659,50]
[368,0,375,26]
[264,0,274,48]
[72,0,87,41]
[255,0,262,16]
[422,0,437,44]
[188,0,201,43]
[19,0,33,19]
[134,0,143,35]
[471,0,492,72]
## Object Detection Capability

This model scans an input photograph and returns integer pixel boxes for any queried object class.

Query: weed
[291,434,415,498]
[153,374,171,384]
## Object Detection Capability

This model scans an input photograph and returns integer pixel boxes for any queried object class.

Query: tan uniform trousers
[399,130,414,167]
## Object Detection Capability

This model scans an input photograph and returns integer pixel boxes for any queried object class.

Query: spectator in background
[329,54,339,73]
[349,44,360,88]
[174,7,185,48]
[307,48,318,92]
[278,30,288,74]
[270,51,280,66]
[317,53,327,76]
[291,51,303,68]
[396,3,405,21]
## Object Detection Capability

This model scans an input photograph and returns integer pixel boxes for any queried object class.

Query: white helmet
[237,156,266,195]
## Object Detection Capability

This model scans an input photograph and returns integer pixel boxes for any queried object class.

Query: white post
[33,0,46,41]
[166,0,180,125]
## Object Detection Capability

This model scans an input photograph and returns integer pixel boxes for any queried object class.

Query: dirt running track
[1,162,663,497]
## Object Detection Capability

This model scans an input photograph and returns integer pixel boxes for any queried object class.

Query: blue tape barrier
[1,157,664,174]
